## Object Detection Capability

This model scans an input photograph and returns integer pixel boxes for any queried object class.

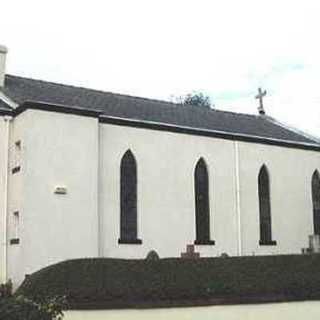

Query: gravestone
[146,250,160,261]
[309,234,320,253]
[181,244,200,259]
[302,234,320,254]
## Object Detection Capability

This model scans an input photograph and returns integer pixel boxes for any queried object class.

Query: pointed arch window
[312,170,320,235]
[258,165,276,245]
[194,158,215,245]
[118,150,142,244]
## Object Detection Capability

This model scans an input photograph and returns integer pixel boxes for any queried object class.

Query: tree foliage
[0,281,65,320]
[0,280,12,299]
[179,92,212,109]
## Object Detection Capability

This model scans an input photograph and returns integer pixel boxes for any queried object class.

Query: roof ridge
[5,74,180,107]
[5,74,260,119]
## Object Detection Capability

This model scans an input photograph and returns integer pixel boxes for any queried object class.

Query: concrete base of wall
[65,301,320,320]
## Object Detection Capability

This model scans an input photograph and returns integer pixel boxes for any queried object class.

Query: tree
[179,92,213,109]
[0,281,65,320]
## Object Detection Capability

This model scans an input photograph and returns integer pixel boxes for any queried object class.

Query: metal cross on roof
[255,87,267,115]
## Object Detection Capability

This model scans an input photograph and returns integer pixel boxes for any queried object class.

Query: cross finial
[255,87,267,115]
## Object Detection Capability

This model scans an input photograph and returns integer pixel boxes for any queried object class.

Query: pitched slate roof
[1,74,319,146]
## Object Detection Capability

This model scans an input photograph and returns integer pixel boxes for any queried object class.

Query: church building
[1,45,320,288]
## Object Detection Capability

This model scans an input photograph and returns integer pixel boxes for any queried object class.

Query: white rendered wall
[99,124,239,259]
[0,116,9,283]
[238,141,320,255]
[64,301,320,320]
[5,111,320,286]
[99,123,320,259]
[7,109,99,287]
[6,113,25,287]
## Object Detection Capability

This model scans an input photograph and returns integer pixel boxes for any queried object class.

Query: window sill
[118,238,142,245]
[12,166,21,174]
[259,240,277,246]
[10,238,20,245]
[194,240,215,245]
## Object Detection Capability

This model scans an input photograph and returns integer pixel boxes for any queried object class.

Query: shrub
[146,250,160,261]
[0,280,12,298]
[16,255,320,309]
[0,280,65,320]
[179,92,212,108]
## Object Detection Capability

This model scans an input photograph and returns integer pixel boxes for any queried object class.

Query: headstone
[309,234,320,253]
[220,252,229,258]
[146,250,160,261]
[301,234,320,254]
[181,244,200,259]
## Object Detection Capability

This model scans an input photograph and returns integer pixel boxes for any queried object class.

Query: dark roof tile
[1,74,318,145]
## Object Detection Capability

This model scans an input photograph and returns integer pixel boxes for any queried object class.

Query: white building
[1,45,320,288]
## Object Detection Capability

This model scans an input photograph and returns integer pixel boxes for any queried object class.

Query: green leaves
[0,293,66,320]
[181,92,212,108]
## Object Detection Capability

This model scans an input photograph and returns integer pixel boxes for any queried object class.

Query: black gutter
[14,101,103,118]
[6,100,320,152]
[100,116,320,152]
[0,108,12,116]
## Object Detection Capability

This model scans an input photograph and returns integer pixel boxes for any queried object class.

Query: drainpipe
[97,120,102,257]
[234,141,242,256]
[3,115,11,282]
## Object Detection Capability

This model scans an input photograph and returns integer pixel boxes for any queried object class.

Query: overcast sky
[1,0,320,136]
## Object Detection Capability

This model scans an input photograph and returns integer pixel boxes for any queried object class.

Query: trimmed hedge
[16,255,320,309]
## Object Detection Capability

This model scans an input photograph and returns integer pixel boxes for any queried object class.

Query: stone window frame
[312,170,320,235]
[194,157,215,246]
[258,165,276,246]
[118,150,142,245]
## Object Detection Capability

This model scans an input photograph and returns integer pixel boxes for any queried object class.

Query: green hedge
[16,255,320,309]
